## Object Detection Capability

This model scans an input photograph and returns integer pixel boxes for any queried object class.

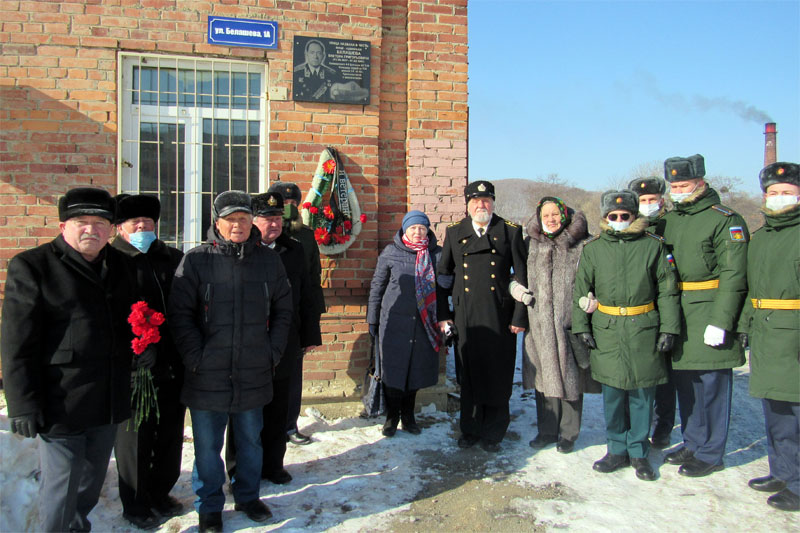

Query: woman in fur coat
[521,197,599,454]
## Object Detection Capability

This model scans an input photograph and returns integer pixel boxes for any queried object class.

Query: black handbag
[360,333,386,418]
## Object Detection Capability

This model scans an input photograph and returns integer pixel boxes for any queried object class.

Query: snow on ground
[1,347,798,532]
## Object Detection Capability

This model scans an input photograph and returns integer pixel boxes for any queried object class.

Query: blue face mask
[128,231,157,253]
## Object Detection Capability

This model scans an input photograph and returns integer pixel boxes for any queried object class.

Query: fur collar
[526,210,588,247]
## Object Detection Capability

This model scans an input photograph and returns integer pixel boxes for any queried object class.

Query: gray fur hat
[213,190,252,219]
[628,176,666,196]
[759,162,800,192]
[58,187,115,222]
[664,154,705,182]
[601,189,639,217]
[267,181,302,203]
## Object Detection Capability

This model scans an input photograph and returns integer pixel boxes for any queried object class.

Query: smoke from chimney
[764,122,777,167]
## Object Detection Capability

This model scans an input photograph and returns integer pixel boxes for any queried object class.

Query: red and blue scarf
[402,235,440,351]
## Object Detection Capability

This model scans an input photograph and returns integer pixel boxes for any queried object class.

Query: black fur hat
[465,180,495,200]
[628,176,666,196]
[759,162,800,192]
[601,189,639,217]
[58,187,115,222]
[213,190,252,219]
[664,154,705,182]
[114,193,160,224]
[267,181,302,204]
[252,192,284,217]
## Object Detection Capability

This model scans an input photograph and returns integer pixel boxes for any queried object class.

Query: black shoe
[457,434,480,449]
[151,495,184,517]
[592,453,630,473]
[528,434,558,449]
[263,468,292,485]
[123,511,161,530]
[198,512,223,533]
[678,457,724,477]
[767,489,800,512]
[650,433,671,449]
[402,421,421,434]
[382,417,399,437]
[234,499,272,522]
[663,447,694,465]
[288,431,312,445]
[749,475,786,493]
[631,457,657,481]
[556,439,575,454]
[480,440,501,453]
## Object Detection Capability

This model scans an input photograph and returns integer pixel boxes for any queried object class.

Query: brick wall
[0,0,468,395]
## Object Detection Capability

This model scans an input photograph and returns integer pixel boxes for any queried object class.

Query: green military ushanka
[572,218,681,390]
[740,203,800,402]
[661,187,749,370]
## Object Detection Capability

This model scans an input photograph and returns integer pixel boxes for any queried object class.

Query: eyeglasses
[607,213,631,222]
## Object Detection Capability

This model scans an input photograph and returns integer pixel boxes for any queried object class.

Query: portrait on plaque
[292,36,370,104]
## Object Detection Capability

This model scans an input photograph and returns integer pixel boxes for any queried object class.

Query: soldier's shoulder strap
[711,204,734,216]
[447,221,459,228]
[504,220,520,228]
[645,231,665,243]
[582,235,600,245]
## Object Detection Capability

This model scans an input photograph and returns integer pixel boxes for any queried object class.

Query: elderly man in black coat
[111,194,186,529]
[168,191,293,532]
[436,180,528,452]
[1,187,139,532]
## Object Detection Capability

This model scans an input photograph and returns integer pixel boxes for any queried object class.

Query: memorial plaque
[292,36,371,105]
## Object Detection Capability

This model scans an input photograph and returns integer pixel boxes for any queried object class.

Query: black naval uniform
[293,63,341,101]
[437,213,528,444]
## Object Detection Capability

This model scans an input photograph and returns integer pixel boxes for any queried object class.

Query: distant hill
[493,178,764,236]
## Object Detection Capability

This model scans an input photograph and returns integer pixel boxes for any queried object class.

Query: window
[118,53,268,250]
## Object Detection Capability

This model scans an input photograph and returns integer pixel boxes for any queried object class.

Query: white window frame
[117,52,269,250]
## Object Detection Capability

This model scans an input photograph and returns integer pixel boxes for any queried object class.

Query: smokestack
[764,122,777,167]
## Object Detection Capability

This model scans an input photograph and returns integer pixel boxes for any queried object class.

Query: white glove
[579,292,598,313]
[703,325,726,347]
[509,280,534,306]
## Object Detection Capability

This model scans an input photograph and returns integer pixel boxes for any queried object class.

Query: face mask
[608,220,631,232]
[283,203,299,221]
[670,183,698,204]
[765,195,799,211]
[639,203,661,218]
[128,231,157,253]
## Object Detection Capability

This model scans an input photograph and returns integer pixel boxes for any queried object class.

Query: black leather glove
[578,333,597,350]
[368,323,378,338]
[737,333,749,350]
[10,412,44,439]
[656,333,676,353]
[136,346,156,370]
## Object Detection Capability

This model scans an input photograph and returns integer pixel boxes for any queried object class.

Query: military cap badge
[616,197,623,203]
[777,167,785,175]
[268,195,278,206]
[478,183,486,192]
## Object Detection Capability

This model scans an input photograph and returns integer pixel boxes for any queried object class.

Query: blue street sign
[207,16,278,49]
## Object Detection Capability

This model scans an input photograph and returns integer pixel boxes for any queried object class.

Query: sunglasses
[607,213,631,222]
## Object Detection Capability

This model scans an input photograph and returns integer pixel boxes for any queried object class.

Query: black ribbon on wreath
[325,147,352,237]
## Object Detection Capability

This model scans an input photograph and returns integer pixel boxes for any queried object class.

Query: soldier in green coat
[629,175,675,448]
[573,190,680,481]
[739,162,800,512]
[660,154,749,478]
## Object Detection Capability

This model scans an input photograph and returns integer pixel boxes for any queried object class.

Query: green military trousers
[602,384,655,458]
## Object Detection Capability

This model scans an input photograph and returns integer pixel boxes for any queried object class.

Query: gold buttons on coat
[491,261,496,266]
[465,287,470,292]
[491,287,496,291]
[491,274,496,279]
[464,275,469,280]
[463,263,468,268]
[491,249,496,254]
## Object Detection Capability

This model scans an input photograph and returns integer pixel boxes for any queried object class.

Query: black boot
[400,391,421,434]
[382,389,401,437]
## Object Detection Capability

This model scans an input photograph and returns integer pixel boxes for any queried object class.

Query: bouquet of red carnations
[127,301,164,430]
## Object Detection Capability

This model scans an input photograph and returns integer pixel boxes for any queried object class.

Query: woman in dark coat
[519,197,599,454]
[367,211,443,436]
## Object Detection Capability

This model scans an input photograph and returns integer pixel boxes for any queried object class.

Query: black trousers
[384,385,417,423]
[115,382,185,515]
[226,376,290,479]
[535,390,583,443]
[459,376,510,444]
[285,355,304,434]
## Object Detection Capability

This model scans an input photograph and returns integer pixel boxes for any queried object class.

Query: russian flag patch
[729,226,745,241]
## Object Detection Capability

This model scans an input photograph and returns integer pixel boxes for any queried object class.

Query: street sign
[207,16,278,50]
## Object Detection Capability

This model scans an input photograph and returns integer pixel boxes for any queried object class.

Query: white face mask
[765,195,800,211]
[639,203,661,218]
[608,220,632,232]
[670,187,698,204]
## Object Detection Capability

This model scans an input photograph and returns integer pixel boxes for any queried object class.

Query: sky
[468,0,800,194]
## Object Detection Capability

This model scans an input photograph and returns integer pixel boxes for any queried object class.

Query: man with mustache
[1,187,140,532]
[436,180,528,452]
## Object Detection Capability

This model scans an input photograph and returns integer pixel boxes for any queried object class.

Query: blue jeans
[190,408,263,513]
